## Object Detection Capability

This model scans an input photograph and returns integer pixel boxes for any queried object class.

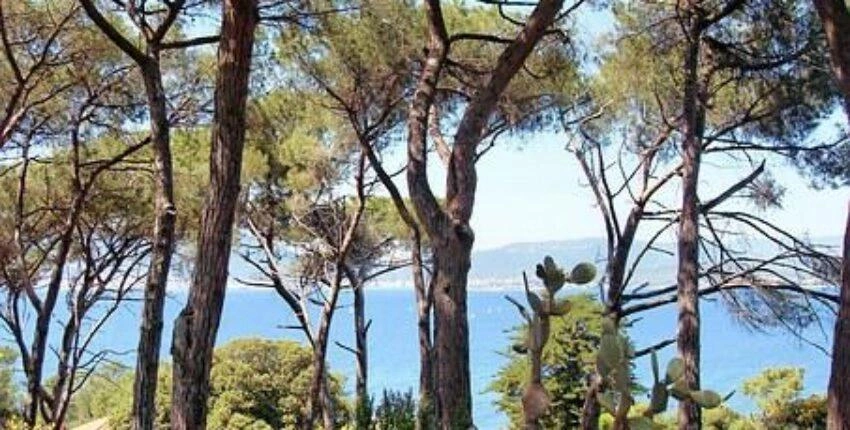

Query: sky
[181,3,850,252]
[372,6,850,251]
[380,126,849,251]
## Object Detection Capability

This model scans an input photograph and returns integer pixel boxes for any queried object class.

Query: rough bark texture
[812,0,850,121]
[802,2,850,428]
[828,203,850,430]
[406,1,566,427]
[676,6,705,429]
[77,3,181,428]
[169,1,256,428]
[353,278,369,421]
[412,236,436,430]
[132,64,177,430]
[429,237,474,428]
[26,195,82,424]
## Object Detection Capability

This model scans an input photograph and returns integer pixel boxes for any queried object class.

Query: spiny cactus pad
[569,262,597,284]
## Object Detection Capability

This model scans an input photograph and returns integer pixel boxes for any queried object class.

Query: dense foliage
[66,339,346,429]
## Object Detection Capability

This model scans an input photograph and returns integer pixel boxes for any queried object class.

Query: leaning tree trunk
[828,203,850,430]
[133,60,177,430]
[676,5,705,429]
[170,1,256,428]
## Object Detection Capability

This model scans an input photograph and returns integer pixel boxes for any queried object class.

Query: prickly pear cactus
[593,316,726,428]
[506,256,596,429]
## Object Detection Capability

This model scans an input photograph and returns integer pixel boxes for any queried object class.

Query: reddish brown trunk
[132,60,177,430]
[405,1,566,427]
[430,235,473,428]
[828,203,850,430]
[809,4,850,427]
[812,0,850,122]
[676,6,704,429]
[169,1,256,428]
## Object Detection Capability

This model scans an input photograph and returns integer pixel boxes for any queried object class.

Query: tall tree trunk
[404,1,566,427]
[430,235,474,428]
[580,374,602,430]
[26,192,85,425]
[170,1,256,428]
[354,128,436,428]
[828,203,850,430]
[676,6,705,429]
[353,277,369,426]
[77,4,180,427]
[132,60,177,430]
[810,4,850,427]
[812,0,850,122]
[303,271,343,430]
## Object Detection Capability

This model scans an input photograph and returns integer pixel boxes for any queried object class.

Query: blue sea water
[80,286,834,429]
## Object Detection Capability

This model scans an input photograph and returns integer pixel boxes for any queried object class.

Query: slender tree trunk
[676,6,705,429]
[170,1,256,428]
[580,374,601,430]
[430,235,474,428]
[353,278,369,425]
[828,203,850,430]
[353,133,436,428]
[132,60,177,430]
[412,235,436,430]
[26,192,84,425]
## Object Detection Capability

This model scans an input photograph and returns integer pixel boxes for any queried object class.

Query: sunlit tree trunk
[676,4,705,428]
[170,1,257,428]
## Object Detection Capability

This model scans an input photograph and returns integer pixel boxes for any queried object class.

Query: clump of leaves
[373,389,416,430]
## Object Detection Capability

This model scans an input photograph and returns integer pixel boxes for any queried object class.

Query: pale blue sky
[380,127,849,250]
[183,4,849,250]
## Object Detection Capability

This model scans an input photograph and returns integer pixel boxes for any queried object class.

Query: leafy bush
[373,389,415,430]
[0,346,19,424]
[68,338,347,429]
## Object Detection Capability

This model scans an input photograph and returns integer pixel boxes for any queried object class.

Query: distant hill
[465,235,841,289]
[224,235,841,291]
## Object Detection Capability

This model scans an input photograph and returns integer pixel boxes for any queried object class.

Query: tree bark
[429,235,474,428]
[353,103,437,429]
[353,277,369,425]
[828,202,850,430]
[77,3,181,428]
[132,60,178,430]
[809,3,850,427]
[169,1,256,428]
[405,1,566,427]
[812,0,850,122]
[676,5,705,429]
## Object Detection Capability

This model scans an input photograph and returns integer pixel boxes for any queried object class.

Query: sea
[77,285,833,429]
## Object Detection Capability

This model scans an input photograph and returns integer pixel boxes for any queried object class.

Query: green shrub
[373,389,415,430]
